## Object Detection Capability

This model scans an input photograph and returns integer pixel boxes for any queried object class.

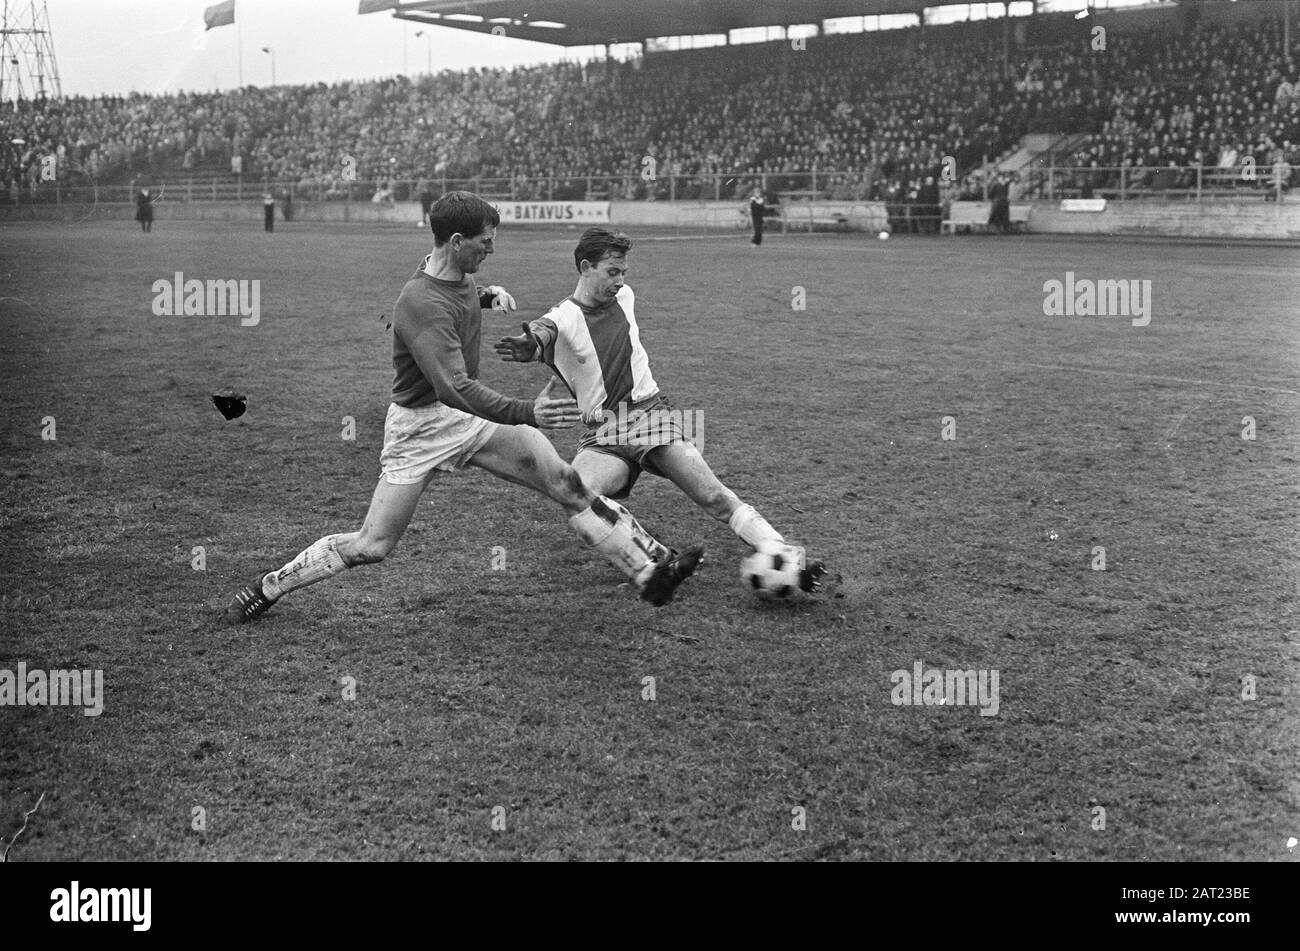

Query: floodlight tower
[0,0,62,103]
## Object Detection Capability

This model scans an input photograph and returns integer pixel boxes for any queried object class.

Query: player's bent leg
[652,441,784,550]
[467,426,702,604]
[571,448,634,501]
[572,450,672,563]
[648,442,748,525]
[227,475,426,624]
[650,442,825,593]
[467,424,592,512]
[335,473,430,566]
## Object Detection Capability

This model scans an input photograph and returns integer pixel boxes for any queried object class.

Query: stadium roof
[364,0,950,48]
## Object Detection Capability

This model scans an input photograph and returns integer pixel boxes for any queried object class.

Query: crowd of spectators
[2,11,1296,203]
[1045,15,1299,195]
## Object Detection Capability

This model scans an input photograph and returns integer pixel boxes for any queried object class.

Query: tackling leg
[648,441,825,592]
[572,449,672,562]
[467,425,701,604]
[227,474,427,623]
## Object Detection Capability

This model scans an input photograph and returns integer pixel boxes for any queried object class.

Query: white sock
[602,498,672,562]
[262,534,349,599]
[568,498,656,585]
[729,503,784,550]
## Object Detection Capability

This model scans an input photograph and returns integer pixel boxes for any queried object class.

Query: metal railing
[5,166,1294,206]
[1014,164,1297,202]
[2,171,876,205]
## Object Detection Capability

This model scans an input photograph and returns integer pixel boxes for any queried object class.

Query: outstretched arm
[494,321,540,362]
[496,315,560,361]
[495,317,575,405]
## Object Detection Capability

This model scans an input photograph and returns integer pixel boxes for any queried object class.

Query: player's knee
[702,487,740,521]
[349,535,396,565]
[555,464,592,507]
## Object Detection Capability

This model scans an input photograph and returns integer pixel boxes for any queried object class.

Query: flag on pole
[204,0,236,30]
[358,0,400,14]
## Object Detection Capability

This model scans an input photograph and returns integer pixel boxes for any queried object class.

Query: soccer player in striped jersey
[226,195,702,623]
[494,228,824,593]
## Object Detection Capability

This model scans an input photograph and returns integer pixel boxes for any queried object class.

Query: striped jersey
[527,285,659,424]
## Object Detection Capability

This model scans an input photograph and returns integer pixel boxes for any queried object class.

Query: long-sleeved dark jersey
[389,266,536,426]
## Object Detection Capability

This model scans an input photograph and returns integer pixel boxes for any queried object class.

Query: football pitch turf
[1,219,1297,860]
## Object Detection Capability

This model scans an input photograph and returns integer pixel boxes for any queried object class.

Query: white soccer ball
[740,544,805,600]
[878,230,890,240]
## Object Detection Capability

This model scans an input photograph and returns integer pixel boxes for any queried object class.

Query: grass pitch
[1,219,1297,860]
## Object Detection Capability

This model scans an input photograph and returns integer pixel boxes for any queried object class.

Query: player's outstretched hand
[495,322,538,362]
[533,396,580,430]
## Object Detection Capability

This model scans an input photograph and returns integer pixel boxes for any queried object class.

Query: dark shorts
[575,392,691,499]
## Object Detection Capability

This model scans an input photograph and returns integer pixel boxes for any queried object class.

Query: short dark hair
[429,191,500,245]
[574,228,632,272]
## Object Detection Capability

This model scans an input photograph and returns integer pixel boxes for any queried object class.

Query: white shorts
[379,402,498,485]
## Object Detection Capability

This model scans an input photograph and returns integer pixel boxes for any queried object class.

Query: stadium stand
[2,9,1297,207]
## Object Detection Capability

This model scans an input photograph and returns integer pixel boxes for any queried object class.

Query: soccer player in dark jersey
[227,195,702,623]
[495,228,824,593]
